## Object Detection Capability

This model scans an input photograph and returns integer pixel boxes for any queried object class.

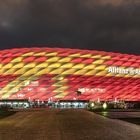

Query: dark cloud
[0,0,140,55]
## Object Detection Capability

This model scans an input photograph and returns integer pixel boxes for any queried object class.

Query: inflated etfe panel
[0,47,139,101]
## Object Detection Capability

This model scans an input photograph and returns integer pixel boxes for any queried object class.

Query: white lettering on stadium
[108,67,140,75]
[78,88,106,93]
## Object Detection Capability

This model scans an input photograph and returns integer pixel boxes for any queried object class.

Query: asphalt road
[97,111,140,119]
[96,110,140,125]
[0,109,140,140]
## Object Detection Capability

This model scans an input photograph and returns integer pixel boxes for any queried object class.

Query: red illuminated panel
[22,56,36,62]
[34,57,48,62]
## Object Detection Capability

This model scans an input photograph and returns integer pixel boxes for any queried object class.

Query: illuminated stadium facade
[0,47,140,107]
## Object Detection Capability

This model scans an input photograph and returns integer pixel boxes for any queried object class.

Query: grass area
[0,110,16,119]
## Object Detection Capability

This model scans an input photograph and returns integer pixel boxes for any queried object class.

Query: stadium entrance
[50,100,89,108]
[0,100,30,109]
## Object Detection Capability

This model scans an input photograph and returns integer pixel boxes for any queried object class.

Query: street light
[103,102,107,109]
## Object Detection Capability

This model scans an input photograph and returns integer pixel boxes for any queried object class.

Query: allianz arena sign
[108,66,140,75]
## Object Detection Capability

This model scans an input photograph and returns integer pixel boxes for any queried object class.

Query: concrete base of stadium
[0,109,140,140]
[0,99,140,110]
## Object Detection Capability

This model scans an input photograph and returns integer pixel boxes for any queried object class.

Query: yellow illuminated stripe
[12,63,24,68]
[115,74,127,77]
[46,57,60,62]
[49,68,64,74]
[4,68,16,75]
[101,56,111,59]
[72,64,85,69]
[83,64,96,70]
[106,73,116,76]
[124,75,132,78]
[34,52,46,56]
[85,70,98,75]
[74,69,87,75]
[133,75,140,78]
[35,68,52,76]
[80,54,92,58]
[48,63,61,68]
[14,68,27,75]
[61,69,76,75]
[3,63,13,69]
[11,57,23,62]
[22,52,34,56]
[24,62,36,68]
[58,57,72,62]
[22,68,39,76]
[0,64,3,68]
[45,52,58,56]
[61,63,74,68]
[92,60,105,64]
[95,71,108,76]
[0,69,4,74]
[91,55,102,59]
[36,62,49,68]
[94,65,106,70]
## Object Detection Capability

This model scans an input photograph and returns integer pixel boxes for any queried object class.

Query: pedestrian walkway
[0,109,140,140]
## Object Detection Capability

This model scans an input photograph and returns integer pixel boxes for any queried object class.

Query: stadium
[0,47,140,108]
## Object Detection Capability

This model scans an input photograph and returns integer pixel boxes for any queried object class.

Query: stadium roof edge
[0,47,140,59]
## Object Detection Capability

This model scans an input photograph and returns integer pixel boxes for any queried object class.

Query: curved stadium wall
[0,47,140,101]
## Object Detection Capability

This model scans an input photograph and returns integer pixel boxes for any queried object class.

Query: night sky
[0,0,140,55]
